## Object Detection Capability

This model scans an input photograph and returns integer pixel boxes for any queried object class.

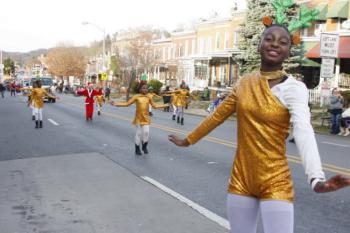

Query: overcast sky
[0,0,246,53]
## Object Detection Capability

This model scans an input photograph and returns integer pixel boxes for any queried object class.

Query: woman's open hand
[314,175,350,193]
[168,135,190,147]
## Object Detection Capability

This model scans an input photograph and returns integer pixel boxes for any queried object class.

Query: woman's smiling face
[259,26,291,66]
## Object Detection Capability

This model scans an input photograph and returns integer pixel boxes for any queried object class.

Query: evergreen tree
[237,0,302,74]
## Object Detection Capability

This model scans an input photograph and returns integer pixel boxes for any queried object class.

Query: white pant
[97,103,102,112]
[31,104,35,116]
[149,105,152,112]
[34,108,43,121]
[176,106,184,118]
[135,125,149,146]
[172,104,177,115]
[227,194,294,233]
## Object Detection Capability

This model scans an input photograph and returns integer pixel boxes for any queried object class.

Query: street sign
[320,33,339,58]
[321,80,331,97]
[320,58,335,78]
[101,73,108,81]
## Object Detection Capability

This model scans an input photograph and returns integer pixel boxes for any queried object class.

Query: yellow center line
[63,101,350,176]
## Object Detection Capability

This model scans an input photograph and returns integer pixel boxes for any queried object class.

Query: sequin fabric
[186,72,294,202]
[114,94,167,125]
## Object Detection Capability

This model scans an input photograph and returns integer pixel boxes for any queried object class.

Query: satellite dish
[341,20,350,29]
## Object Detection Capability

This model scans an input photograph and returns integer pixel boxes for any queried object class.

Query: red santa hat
[87,82,93,86]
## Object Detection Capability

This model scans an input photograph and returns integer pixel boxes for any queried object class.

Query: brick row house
[150,9,245,91]
[299,0,350,102]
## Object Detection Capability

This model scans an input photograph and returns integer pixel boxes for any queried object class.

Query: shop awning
[326,0,349,18]
[301,58,321,67]
[315,4,328,21]
[305,36,350,58]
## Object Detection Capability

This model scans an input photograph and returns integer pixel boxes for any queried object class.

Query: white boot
[338,127,345,136]
[343,128,350,137]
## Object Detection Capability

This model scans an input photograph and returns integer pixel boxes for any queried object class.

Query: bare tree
[46,46,87,82]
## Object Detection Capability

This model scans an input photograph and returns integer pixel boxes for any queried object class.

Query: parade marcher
[170,83,194,125]
[147,86,162,116]
[95,87,105,116]
[170,88,178,121]
[110,81,168,155]
[338,104,350,136]
[162,86,171,112]
[76,82,102,121]
[0,82,5,98]
[168,8,350,233]
[329,88,344,134]
[31,80,57,128]
[28,81,38,120]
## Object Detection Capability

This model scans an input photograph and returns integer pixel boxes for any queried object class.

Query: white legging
[31,104,35,116]
[34,108,43,121]
[227,194,294,233]
[135,125,149,146]
[97,103,102,112]
[172,104,177,115]
[149,105,153,113]
[176,106,184,118]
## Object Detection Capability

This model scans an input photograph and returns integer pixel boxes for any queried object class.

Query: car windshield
[31,78,53,86]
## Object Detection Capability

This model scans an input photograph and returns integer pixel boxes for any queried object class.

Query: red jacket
[77,89,102,105]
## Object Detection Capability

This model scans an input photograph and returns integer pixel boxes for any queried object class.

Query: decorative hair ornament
[262,0,319,45]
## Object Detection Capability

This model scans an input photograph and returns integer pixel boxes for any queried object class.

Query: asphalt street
[0,92,349,233]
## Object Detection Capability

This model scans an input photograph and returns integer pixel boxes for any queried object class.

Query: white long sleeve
[271,77,326,190]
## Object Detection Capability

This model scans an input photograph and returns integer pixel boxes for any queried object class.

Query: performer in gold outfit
[95,87,105,116]
[111,82,168,155]
[31,80,57,128]
[169,25,350,233]
[169,84,194,125]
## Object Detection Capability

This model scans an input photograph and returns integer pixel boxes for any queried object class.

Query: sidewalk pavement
[0,152,228,233]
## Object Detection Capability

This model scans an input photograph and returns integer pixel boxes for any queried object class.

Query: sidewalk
[0,152,228,233]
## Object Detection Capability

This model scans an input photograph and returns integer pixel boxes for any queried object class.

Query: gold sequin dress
[187,71,294,202]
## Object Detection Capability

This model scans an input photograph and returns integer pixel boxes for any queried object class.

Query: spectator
[105,87,111,101]
[10,82,16,96]
[0,82,5,98]
[338,104,350,136]
[162,86,171,112]
[329,88,344,134]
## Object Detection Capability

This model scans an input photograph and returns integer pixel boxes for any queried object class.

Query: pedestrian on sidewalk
[95,87,105,116]
[31,80,57,128]
[10,82,16,97]
[169,15,350,233]
[76,82,102,121]
[338,104,350,136]
[110,81,168,155]
[0,82,5,98]
[329,88,344,134]
[104,86,111,101]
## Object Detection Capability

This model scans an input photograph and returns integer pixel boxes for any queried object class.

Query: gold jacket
[31,88,55,109]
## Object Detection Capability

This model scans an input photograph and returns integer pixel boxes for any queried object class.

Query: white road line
[48,118,59,126]
[141,176,230,230]
[322,141,350,148]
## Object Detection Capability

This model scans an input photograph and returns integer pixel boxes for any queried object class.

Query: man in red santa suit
[76,82,102,121]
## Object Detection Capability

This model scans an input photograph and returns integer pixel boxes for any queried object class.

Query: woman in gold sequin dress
[111,82,168,155]
[169,25,350,233]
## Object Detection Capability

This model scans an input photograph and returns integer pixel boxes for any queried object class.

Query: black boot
[39,121,43,128]
[98,111,101,116]
[181,118,184,125]
[135,144,142,155]
[149,112,153,116]
[35,121,39,129]
[32,115,35,121]
[142,142,149,154]
[172,115,175,121]
[177,116,180,123]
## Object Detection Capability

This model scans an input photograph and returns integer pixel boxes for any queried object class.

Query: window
[224,31,229,49]
[301,28,308,37]
[207,37,212,52]
[233,31,240,48]
[219,63,226,84]
[191,39,196,55]
[194,60,209,80]
[185,40,189,56]
[314,23,325,36]
[173,44,177,58]
[215,32,220,50]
